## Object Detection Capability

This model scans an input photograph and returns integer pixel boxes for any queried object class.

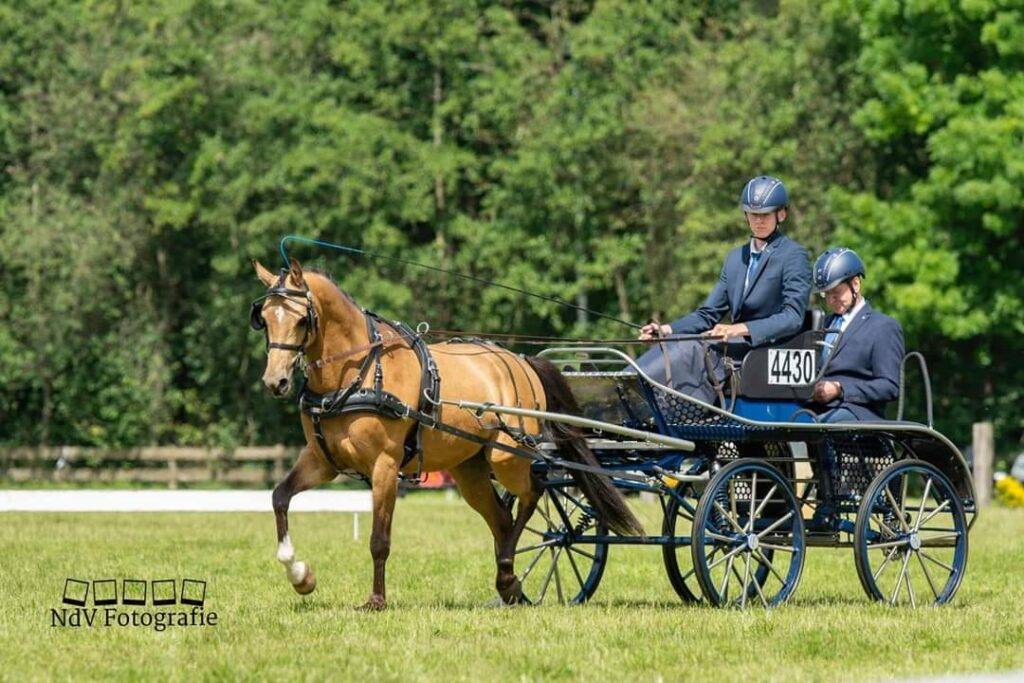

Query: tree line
[1,0,1020,458]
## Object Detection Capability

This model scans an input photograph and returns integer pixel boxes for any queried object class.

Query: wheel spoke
[720,553,736,602]
[536,500,557,529]
[536,546,563,603]
[729,478,739,525]
[552,548,565,604]
[751,562,770,608]
[914,479,933,531]
[873,546,899,582]
[752,548,786,587]
[867,539,910,550]
[752,484,779,522]
[707,543,746,571]
[915,550,940,601]
[565,545,586,590]
[759,542,796,553]
[920,550,956,573]
[568,545,597,561]
[713,501,746,535]
[757,511,794,539]
[870,513,899,539]
[899,473,910,528]
[524,524,548,538]
[905,557,917,608]
[884,487,910,532]
[747,472,758,533]
[518,544,547,583]
[516,539,559,555]
[919,532,961,543]
[916,499,951,528]
[707,531,740,544]
[740,551,752,608]
[890,550,912,606]
[556,489,586,520]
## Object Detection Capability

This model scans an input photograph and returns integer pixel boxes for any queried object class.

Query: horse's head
[251,258,318,397]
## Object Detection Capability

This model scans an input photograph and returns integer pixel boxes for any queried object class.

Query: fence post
[273,445,286,483]
[972,421,994,506]
[168,457,179,490]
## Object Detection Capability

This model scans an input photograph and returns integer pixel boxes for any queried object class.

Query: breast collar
[297,309,441,476]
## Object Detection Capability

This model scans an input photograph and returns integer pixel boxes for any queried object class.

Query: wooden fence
[0,446,298,488]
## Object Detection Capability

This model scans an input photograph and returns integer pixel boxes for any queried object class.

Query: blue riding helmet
[813,247,866,293]
[740,175,788,214]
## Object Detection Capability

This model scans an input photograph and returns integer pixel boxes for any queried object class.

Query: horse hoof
[291,565,317,595]
[498,578,527,605]
[357,595,386,611]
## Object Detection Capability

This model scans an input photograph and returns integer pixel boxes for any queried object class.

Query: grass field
[2,493,1022,681]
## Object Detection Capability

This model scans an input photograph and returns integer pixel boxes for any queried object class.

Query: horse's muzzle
[264,374,293,398]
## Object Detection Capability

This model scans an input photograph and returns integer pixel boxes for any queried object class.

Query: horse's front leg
[273,446,335,594]
[360,454,399,611]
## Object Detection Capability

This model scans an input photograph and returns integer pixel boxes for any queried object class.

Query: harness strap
[301,375,649,484]
[300,310,442,480]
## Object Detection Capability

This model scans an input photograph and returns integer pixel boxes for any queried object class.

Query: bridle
[249,270,319,353]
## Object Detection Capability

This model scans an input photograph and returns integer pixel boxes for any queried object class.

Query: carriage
[456,332,976,609]
[254,238,975,610]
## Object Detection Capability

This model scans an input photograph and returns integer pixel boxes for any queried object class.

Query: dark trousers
[633,340,726,404]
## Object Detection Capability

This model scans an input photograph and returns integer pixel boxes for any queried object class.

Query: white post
[353,513,360,541]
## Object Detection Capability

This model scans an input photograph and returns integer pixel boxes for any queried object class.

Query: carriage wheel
[853,459,968,606]
[505,480,609,605]
[661,483,703,603]
[691,458,806,608]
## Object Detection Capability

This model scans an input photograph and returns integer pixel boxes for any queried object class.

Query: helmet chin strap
[837,281,860,316]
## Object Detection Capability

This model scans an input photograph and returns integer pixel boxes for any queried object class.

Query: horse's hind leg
[488,443,541,604]
[273,446,335,595]
[448,450,525,604]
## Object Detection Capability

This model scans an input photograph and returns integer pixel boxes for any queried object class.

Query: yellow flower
[995,475,1024,508]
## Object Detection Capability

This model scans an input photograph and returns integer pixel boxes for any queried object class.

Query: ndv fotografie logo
[51,578,218,632]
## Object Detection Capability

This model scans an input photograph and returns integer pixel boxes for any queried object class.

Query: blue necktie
[822,316,842,363]
[744,251,763,293]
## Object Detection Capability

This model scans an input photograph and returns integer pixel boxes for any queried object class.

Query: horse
[252,258,643,609]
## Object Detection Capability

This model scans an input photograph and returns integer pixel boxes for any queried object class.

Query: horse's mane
[303,267,357,308]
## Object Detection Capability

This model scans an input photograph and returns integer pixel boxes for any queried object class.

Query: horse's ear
[288,257,306,288]
[253,259,276,287]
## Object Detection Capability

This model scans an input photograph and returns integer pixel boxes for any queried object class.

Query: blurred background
[0,0,1021,493]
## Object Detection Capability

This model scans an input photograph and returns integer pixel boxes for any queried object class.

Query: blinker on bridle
[250,269,319,353]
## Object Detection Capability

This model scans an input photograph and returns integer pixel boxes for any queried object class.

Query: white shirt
[743,239,767,293]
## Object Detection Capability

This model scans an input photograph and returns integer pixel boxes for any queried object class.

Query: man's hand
[639,323,672,340]
[704,323,749,341]
[812,380,843,403]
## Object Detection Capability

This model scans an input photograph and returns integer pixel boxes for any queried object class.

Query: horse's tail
[524,356,644,537]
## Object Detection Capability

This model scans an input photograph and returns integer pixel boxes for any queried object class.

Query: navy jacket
[669,231,811,347]
[817,301,904,420]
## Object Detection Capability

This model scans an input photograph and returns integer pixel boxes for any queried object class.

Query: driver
[635,175,811,400]
[809,248,904,422]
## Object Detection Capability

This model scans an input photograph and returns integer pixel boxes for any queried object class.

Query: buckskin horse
[251,258,642,609]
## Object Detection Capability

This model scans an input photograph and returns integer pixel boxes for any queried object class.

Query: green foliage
[0,0,1019,451]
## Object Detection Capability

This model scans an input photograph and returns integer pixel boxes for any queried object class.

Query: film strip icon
[62,578,206,607]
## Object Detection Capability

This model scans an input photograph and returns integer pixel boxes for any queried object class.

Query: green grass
[1,494,1022,681]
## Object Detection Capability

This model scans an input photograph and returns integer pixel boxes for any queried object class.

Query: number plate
[767,349,816,386]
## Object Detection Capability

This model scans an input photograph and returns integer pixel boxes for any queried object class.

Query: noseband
[249,270,319,353]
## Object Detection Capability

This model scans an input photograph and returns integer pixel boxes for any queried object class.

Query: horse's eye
[295,317,307,327]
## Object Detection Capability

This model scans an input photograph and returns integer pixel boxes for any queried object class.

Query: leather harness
[298,310,441,477]
[252,271,644,483]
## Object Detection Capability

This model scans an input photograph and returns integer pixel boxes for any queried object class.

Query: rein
[421,328,728,346]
